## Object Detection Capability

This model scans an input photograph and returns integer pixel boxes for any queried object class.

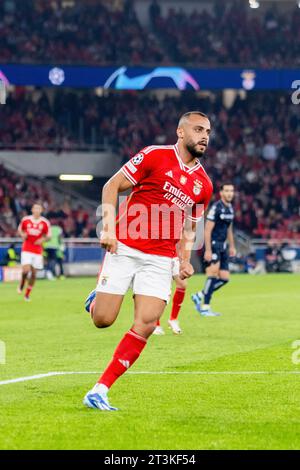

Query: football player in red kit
[18,203,51,301]
[154,255,187,335]
[84,111,213,410]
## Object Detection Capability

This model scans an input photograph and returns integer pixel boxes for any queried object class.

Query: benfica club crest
[193,179,203,195]
[180,175,187,185]
[101,276,109,286]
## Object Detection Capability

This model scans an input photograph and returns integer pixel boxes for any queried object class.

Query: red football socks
[98,329,147,388]
[25,285,33,298]
[170,288,186,320]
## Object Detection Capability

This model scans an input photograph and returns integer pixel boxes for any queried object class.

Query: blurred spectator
[265,240,294,272]
[0,165,96,238]
[0,89,299,240]
[0,0,299,67]
[2,243,19,266]
[152,2,300,67]
[0,0,165,66]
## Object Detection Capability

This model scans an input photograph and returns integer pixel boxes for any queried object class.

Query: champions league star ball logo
[132,153,144,165]
[49,67,65,86]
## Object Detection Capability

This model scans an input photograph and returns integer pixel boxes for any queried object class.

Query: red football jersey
[19,216,51,255]
[117,144,213,257]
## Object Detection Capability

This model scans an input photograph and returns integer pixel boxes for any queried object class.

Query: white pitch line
[0,370,300,386]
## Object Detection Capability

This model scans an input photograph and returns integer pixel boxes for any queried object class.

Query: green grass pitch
[0,274,300,450]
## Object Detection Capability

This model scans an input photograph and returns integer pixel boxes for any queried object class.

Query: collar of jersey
[173,143,201,174]
[29,216,42,223]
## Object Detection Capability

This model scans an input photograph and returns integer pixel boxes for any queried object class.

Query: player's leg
[201,262,220,313]
[153,317,165,335]
[18,264,30,293]
[168,275,187,334]
[85,246,136,325]
[91,292,124,328]
[94,295,165,396]
[18,251,32,293]
[85,294,166,410]
[192,259,221,316]
[23,254,44,300]
[83,252,172,410]
[24,266,36,301]
[154,257,186,335]
[83,245,141,410]
[213,270,229,292]
[213,251,230,293]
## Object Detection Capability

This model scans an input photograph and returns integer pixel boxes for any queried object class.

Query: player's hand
[20,232,27,241]
[204,250,212,262]
[229,247,236,257]
[100,232,118,254]
[179,260,194,280]
[34,239,43,245]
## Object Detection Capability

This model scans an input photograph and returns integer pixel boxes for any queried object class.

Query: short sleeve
[43,220,51,236]
[120,148,155,186]
[206,203,218,222]
[19,217,26,232]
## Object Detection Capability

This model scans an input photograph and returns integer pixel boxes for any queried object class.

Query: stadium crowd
[0,165,95,238]
[1,88,299,240]
[151,1,300,68]
[0,0,165,66]
[0,0,299,67]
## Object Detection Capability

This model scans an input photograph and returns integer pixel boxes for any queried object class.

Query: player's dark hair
[32,201,43,208]
[220,183,234,190]
[178,111,209,125]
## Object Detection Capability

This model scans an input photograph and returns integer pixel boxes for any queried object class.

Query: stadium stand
[0,0,299,67]
[0,165,95,238]
[1,88,299,240]
[152,1,300,67]
[0,0,165,66]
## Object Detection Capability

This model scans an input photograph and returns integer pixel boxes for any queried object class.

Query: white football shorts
[96,241,173,302]
[21,251,44,270]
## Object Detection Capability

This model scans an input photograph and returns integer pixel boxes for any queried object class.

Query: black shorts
[203,241,229,271]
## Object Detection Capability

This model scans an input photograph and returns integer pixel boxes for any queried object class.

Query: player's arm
[227,223,236,257]
[204,200,216,262]
[34,222,52,245]
[178,220,196,280]
[34,234,51,245]
[17,220,27,241]
[101,171,133,253]
[204,220,215,262]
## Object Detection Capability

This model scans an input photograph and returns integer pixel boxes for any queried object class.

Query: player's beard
[186,142,206,159]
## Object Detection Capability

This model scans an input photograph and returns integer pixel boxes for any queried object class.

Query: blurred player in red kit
[154,250,188,335]
[18,202,51,301]
[84,111,213,410]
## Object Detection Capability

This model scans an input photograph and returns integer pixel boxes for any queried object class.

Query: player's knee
[93,316,114,329]
[206,265,218,277]
[134,319,157,338]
